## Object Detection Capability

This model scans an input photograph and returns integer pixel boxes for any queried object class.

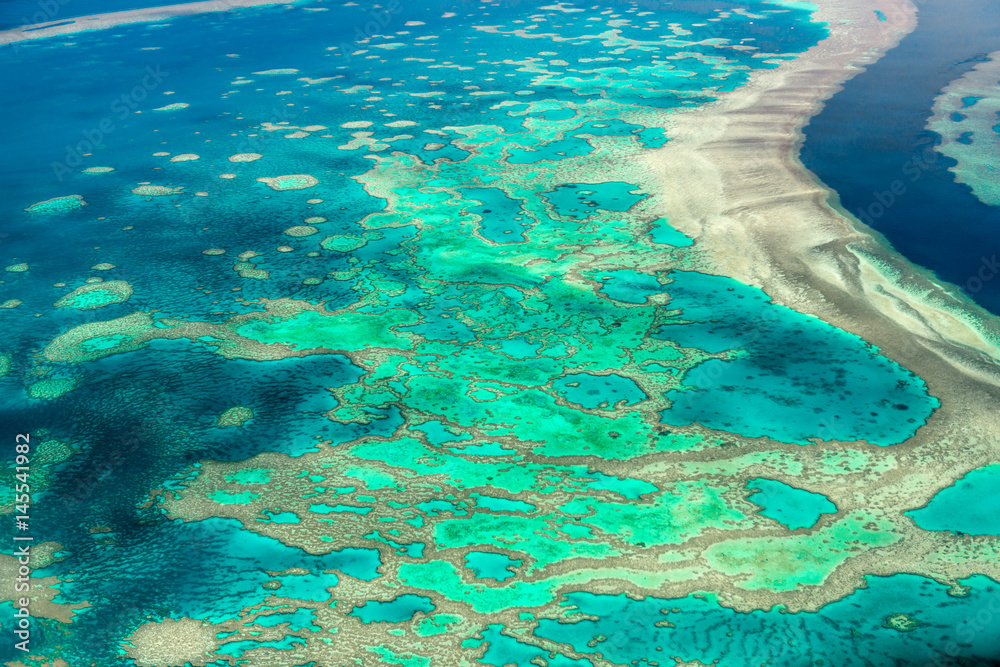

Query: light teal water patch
[541,182,647,218]
[580,472,657,500]
[506,136,593,164]
[394,285,477,343]
[373,131,471,166]
[464,551,521,582]
[80,334,130,352]
[874,9,886,20]
[207,490,259,505]
[366,647,428,667]
[272,572,339,602]
[259,509,300,524]
[961,95,984,108]
[414,420,471,445]
[553,372,647,409]
[648,218,694,247]
[906,464,1000,535]
[414,499,460,516]
[364,530,426,558]
[505,119,668,164]
[414,499,464,517]
[252,608,318,631]
[534,574,1000,666]
[472,493,536,513]
[657,271,938,445]
[54,285,131,310]
[235,309,416,351]
[597,269,665,304]
[746,478,837,529]
[572,120,669,148]
[497,338,542,359]
[349,595,435,623]
[309,503,372,515]
[462,187,531,244]
[216,635,306,657]
[467,625,592,667]
[529,108,576,121]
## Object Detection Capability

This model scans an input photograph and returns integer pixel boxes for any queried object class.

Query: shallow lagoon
[907,464,1000,536]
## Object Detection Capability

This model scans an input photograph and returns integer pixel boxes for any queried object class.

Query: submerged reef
[927,50,1000,207]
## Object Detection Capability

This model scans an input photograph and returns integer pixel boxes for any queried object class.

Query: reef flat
[0,0,311,46]
[926,50,1000,209]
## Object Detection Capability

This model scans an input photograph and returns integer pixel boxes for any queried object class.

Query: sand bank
[0,0,310,46]
[651,0,1000,392]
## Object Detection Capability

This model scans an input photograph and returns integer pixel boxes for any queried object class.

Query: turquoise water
[553,372,647,410]
[507,119,668,164]
[254,607,318,630]
[467,625,592,667]
[472,494,536,513]
[465,551,521,582]
[746,477,838,530]
[215,634,307,657]
[597,269,666,304]
[657,270,938,445]
[349,595,435,623]
[648,218,694,247]
[542,182,648,218]
[29,517,381,624]
[462,188,532,244]
[907,464,1000,536]
[310,503,372,515]
[534,574,1000,666]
